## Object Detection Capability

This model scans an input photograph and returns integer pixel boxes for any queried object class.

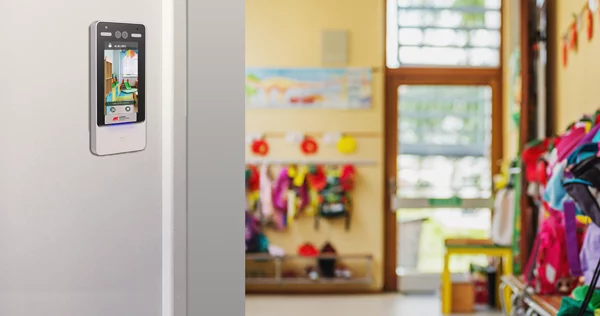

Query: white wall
[0,0,163,315]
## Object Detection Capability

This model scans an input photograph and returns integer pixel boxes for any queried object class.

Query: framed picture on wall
[245,68,373,109]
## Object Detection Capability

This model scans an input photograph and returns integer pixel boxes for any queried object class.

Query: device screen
[96,22,145,126]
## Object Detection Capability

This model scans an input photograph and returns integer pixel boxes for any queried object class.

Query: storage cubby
[245,253,373,285]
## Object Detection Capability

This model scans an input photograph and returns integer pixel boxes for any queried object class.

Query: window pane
[399,47,468,65]
[387,0,501,67]
[397,155,491,198]
[470,30,500,47]
[421,29,467,47]
[398,0,500,9]
[398,28,423,45]
[397,85,492,199]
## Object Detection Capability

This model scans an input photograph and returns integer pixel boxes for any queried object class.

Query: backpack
[560,124,600,316]
[542,162,587,276]
[562,128,600,252]
[314,165,354,231]
[542,124,600,277]
[522,139,550,183]
[314,182,351,230]
[524,209,581,295]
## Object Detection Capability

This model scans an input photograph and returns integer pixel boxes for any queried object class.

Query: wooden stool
[441,238,514,315]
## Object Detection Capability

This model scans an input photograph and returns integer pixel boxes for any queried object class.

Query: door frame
[383,68,504,291]
[382,0,507,291]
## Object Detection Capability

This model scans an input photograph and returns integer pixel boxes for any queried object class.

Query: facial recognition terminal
[90,21,146,156]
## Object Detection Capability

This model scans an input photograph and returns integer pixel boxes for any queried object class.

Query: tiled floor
[245,294,502,316]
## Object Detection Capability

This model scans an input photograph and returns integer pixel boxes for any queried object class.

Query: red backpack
[524,208,584,295]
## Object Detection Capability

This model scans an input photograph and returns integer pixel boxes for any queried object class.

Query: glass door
[392,85,495,293]
[384,0,503,292]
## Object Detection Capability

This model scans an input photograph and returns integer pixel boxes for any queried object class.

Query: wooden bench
[500,275,562,316]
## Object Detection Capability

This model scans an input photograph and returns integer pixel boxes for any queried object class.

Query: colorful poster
[245,68,372,109]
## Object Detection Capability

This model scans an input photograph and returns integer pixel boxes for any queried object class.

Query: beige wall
[246,0,385,290]
[553,1,600,129]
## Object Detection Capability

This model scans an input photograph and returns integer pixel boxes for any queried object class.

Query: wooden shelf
[500,275,561,316]
[245,253,373,286]
[246,277,371,285]
[246,253,373,261]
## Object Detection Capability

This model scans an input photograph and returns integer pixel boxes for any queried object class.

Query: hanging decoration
[570,15,579,51]
[251,138,270,156]
[563,42,568,67]
[300,136,319,155]
[588,9,594,40]
[562,0,599,68]
[336,135,357,154]
[246,131,368,156]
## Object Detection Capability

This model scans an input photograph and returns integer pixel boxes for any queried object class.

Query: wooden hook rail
[247,131,382,138]
[245,158,377,166]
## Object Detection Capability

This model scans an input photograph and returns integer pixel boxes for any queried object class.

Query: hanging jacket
[259,164,275,218]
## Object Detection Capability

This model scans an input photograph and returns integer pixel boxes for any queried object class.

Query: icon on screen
[110,107,116,113]
[125,106,131,112]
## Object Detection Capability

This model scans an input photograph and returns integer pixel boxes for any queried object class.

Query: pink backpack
[524,209,581,295]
